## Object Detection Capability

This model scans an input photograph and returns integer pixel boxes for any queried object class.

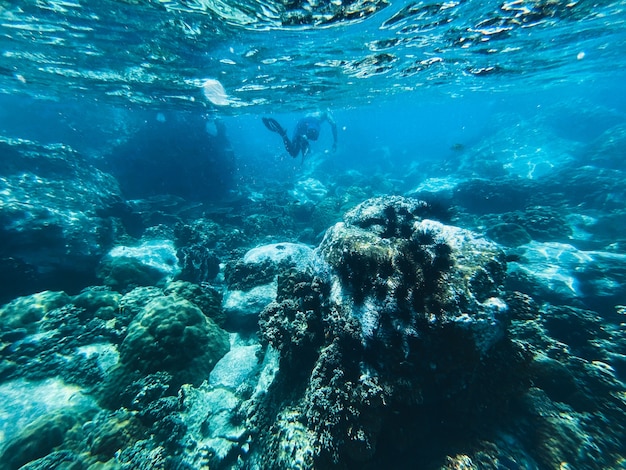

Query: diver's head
[306,127,319,140]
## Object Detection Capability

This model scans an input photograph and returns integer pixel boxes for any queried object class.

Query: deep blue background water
[2,74,625,196]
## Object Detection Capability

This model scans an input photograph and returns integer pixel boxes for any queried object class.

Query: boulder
[506,241,626,313]
[97,239,180,291]
[209,340,263,389]
[223,242,319,330]
[0,378,97,468]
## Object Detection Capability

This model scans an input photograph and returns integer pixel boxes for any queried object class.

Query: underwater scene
[1,0,626,468]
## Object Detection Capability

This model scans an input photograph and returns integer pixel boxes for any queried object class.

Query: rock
[223,284,277,330]
[16,450,88,470]
[242,242,318,272]
[506,241,626,312]
[321,196,509,355]
[176,244,220,284]
[461,120,579,180]
[0,378,96,445]
[209,339,263,389]
[586,124,626,170]
[0,289,127,387]
[0,137,121,302]
[97,239,180,291]
[182,385,246,466]
[0,378,97,469]
[76,343,120,375]
[71,289,121,317]
[223,242,319,330]
[259,272,330,366]
[173,220,221,283]
[117,286,163,320]
[405,176,461,202]
[87,410,145,462]
[536,165,626,212]
[269,409,316,469]
[515,388,604,469]
[310,197,343,235]
[342,194,431,232]
[290,178,328,205]
[542,305,609,360]
[486,223,532,247]
[453,178,531,214]
[182,346,280,469]
[0,410,82,469]
[499,207,572,242]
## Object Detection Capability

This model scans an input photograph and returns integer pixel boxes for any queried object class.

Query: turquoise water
[1,1,626,469]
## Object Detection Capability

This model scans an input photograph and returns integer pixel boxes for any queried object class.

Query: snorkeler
[262,110,337,159]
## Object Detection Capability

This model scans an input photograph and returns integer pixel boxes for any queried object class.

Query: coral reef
[0,281,232,469]
[506,241,626,314]
[485,222,532,247]
[1,155,625,470]
[0,290,71,332]
[174,220,221,284]
[163,280,226,327]
[250,196,524,467]
[117,294,230,389]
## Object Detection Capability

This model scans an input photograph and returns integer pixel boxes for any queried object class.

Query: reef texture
[2,189,625,470]
[252,196,524,467]
[0,281,230,469]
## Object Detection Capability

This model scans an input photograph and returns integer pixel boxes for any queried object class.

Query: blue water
[1,0,626,468]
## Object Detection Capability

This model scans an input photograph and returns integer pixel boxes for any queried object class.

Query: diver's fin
[262,117,286,136]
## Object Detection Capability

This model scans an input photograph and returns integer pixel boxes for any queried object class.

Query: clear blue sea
[1,1,626,469]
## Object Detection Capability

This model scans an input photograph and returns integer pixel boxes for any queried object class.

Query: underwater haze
[1,0,626,469]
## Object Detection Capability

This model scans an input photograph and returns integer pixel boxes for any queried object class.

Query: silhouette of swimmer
[262,111,337,159]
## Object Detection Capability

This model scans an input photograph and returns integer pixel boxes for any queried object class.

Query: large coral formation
[254,196,525,467]
[0,290,71,332]
[163,280,226,327]
[118,294,229,388]
[321,196,509,356]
